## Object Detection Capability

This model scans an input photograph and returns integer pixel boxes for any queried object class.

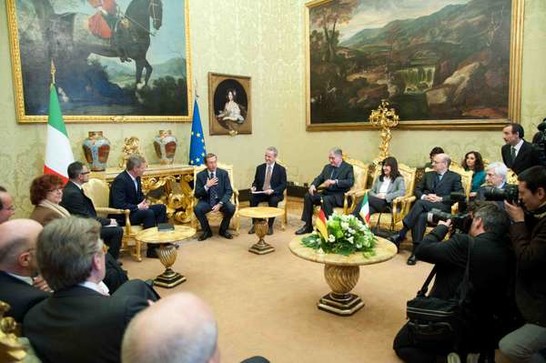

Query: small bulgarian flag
[315,208,329,241]
[359,192,371,225]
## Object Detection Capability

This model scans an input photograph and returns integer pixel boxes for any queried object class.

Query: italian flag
[359,192,370,225]
[43,83,74,183]
[315,208,329,241]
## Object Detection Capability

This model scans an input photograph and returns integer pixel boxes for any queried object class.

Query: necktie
[209,172,218,206]
[134,179,138,192]
[263,165,272,190]
[511,146,517,163]
[330,167,338,180]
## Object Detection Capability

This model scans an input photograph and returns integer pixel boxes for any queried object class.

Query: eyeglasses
[48,187,63,193]
[2,205,15,211]
[81,171,91,175]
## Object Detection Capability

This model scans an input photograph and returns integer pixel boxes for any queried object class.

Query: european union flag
[189,99,207,165]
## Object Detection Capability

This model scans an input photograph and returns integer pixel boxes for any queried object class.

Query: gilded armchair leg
[133,240,142,262]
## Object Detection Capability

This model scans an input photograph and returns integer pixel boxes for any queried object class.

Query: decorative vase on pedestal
[154,130,178,165]
[82,131,111,171]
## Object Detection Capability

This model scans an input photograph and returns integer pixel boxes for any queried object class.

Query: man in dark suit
[295,147,354,235]
[249,146,287,235]
[394,202,514,362]
[61,161,123,260]
[23,217,159,363]
[391,153,463,265]
[194,153,236,241]
[0,219,50,322]
[0,186,15,224]
[501,123,539,175]
[109,155,167,257]
[476,162,508,208]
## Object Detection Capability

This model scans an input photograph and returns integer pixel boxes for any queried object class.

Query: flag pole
[50,60,56,85]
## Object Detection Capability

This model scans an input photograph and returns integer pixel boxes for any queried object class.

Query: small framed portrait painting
[208,73,251,136]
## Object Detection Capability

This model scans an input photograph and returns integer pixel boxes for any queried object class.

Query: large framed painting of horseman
[305,0,524,131]
[6,0,192,123]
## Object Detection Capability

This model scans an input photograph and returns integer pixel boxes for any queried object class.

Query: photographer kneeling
[393,202,513,363]
[499,165,546,363]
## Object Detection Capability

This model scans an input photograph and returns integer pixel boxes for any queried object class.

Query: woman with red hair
[29,175,70,226]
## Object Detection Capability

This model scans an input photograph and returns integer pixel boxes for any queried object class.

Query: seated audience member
[0,186,15,223]
[352,156,405,224]
[462,151,485,197]
[0,219,50,322]
[249,146,287,235]
[476,162,508,205]
[194,153,236,241]
[29,174,70,226]
[24,217,159,363]
[390,153,463,265]
[122,292,269,363]
[61,161,123,260]
[109,155,167,258]
[424,146,444,169]
[295,147,354,235]
[394,202,514,363]
[501,123,539,175]
[499,166,546,362]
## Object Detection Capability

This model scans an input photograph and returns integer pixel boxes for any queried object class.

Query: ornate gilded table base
[318,264,364,316]
[154,244,186,288]
[249,219,275,255]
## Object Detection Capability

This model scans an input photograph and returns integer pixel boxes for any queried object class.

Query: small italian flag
[359,192,370,225]
[315,208,329,241]
[43,82,74,183]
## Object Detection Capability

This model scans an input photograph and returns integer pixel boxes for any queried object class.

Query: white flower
[347,236,354,244]
[328,234,336,243]
[341,222,349,230]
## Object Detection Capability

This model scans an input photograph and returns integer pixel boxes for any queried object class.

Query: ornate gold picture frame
[6,0,192,123]
[208,72,252,136]
[305,0,524,130]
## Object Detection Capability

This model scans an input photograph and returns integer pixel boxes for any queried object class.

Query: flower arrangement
[301,212,377,257]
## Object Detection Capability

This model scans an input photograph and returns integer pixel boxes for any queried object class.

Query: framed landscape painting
[305,0,524,130]
[6,0,192,123]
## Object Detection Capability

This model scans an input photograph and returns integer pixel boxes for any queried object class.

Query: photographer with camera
[393,202,514,363]
[499,166,546,362]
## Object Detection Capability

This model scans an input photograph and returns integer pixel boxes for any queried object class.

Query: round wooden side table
[238,206,285,255]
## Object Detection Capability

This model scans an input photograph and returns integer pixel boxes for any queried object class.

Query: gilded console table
[90,164,195,223]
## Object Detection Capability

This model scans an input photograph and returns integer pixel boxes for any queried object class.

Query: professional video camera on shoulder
[482,184,519,203]
[531,118,546,166]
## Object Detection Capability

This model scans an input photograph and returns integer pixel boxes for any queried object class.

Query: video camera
[426,192,472,233]
[531,118,546,166]
[482,184,519,204]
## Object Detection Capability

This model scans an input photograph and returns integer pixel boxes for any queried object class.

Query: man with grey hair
[249,146,287,235]
[23,217,158,363]
[122,292,220,363]
[296,147,354,235]
[390,153,463,265]
[109,154,167,257]
[0,219,50,322]
[394,202,514,362]
[476,162,508,202]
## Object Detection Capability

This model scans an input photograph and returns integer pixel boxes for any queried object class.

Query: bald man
[122,292,220,363]
[0,186,15,224]
[0,219,50,322]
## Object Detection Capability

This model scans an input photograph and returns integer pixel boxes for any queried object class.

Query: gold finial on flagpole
[50,60,56,85]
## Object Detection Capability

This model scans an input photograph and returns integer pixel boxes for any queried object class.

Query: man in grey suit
[390,153,463,265]
[295,147,354,235]
[194,153,236,241]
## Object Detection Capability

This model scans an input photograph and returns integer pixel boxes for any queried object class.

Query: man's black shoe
[248,225,255,234]
[267,226,273,235]
[219,231,233,239]
[295,225,313,235]
[407,254,417,265]
[146,247,158,258]
[198,231,212,241]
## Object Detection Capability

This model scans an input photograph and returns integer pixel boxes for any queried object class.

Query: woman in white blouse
[362,156,406,216]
